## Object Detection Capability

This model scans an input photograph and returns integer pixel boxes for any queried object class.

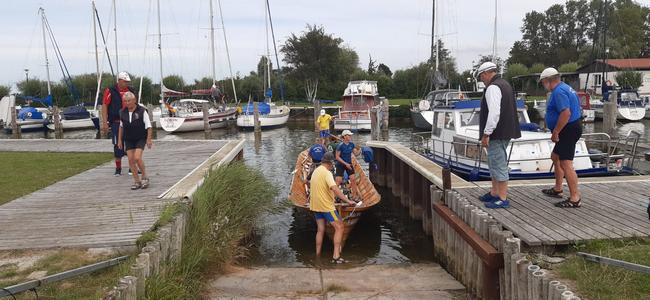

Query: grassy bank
[555,237,650,299]
[144,162,279,299]
[0,152,112,205]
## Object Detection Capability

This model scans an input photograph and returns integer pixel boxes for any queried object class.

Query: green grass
[144,162,279,299]
[0,152,112,205]
[556,237,650,300]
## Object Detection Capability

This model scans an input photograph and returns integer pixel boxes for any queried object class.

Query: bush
[505,63,528,81]
[558,62,579,73]
[529,63,546,74]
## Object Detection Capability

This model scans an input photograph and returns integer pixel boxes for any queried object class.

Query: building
[576,59,650,95]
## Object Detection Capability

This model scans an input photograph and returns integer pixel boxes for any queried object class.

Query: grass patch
[0,152,112,205]
[144,162,279,299]
[325,284,349,293]
[556,237,650,300]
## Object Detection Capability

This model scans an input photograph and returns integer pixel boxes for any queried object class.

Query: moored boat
[333,81,380,132]
[160,99,236,133]
[592,89,646,121]
[288,149,380,244]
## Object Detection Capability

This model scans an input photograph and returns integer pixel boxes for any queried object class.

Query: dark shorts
[319,130,330,138]
[110,123,124,158]
[335,163,355,177]
[314,210,341,223]
[553,120,582,161]
[124,139,146,151]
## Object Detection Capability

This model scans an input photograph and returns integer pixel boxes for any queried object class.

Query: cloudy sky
[1,0,565,86]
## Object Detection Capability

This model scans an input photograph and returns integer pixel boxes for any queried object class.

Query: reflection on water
[0,120,434,266]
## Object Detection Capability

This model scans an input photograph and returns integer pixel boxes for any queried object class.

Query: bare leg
[491,178,498,196]
[335,176,343,187]
[497,180,508,200]
[126,149,140,184]
[349,174,358,198]
[560,160,580,201]
[332,220,344,259]
[315,218,325,257]
[551,153,564,192]
[134,148,146,179]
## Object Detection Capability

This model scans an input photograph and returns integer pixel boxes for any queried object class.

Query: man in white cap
[335,130,361,197]
[539,67,582,208]
[102,71,136,176]
[476,62,521,209]
[315,109,332,142]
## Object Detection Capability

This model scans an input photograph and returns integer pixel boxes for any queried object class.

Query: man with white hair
[476,62,521,209]
[539,68,582,208]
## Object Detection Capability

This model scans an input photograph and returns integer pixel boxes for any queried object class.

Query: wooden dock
[0,139,244,250]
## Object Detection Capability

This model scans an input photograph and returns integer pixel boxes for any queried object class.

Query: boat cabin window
[460,111,480,127]
[620,92,639,102]
[432,112,454,136]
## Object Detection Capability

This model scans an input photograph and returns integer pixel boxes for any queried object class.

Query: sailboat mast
[264,0,271,93]
[492,0,498,61]
[92,1,102,110]
[218,0,238,102]
[157,0,164,104]
[39,8,52,96]
[433,0,438,73]
[113,0,119,79]
[209,0,217,85]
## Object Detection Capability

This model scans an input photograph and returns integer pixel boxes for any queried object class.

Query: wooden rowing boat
[288,149,381,244]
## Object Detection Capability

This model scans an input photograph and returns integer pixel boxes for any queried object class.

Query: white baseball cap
[539,67,559,82]
[320,109,326,115]
[476,62,498,77]
[118,71,131,82]
[342,130,354,136]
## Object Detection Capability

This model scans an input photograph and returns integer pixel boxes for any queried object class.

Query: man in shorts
[310,152,356,263]
[335,130,361,198]
[540,68,582,208]
[316,109,332,141]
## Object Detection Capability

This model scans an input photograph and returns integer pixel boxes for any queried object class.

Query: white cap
[342,130,354,136]
[118,71,131,82]
[320,109,326,115]
[539,67,559,82]
[476,62,497,77]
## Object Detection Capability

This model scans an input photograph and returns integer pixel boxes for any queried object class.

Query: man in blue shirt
[540,68,582,208]
[335,130,361,197]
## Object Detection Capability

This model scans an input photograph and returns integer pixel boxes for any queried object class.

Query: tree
[558,62,580,73]
[504,63,529,81]
[529,63,546,74]
[163,75,185,92]
[377,63,392,77]
[615,70,643,89]
[367,54,377,74]
[17,79,48,98]
[0,85,11,97]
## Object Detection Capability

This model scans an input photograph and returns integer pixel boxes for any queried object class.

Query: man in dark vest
[101,71,136,176]
[477,62,521,209]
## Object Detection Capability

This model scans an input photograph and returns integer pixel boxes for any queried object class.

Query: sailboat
[236,0,290,129]
[159,0,237,133]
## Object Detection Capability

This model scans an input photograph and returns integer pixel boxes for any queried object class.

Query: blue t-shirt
[308,144,326,162]
[545,82,582,131]
[336,142,355,166]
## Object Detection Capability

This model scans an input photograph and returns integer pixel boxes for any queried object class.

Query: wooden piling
[136,252,150,278]
[547,281,560,300]
[253,102,261,133]
[603,90,618,136]
[370,107,379,140]
[53,106,63,139]
[504,238,521,300]
[516,258,531,300]
[146,104,157,139]
[202,102,211,138]
[381,98,389,140]
[98,104,107,139]
[10,104,20,139]
[553,284,568,300]
[532,269,545,300]
[527,265,540,298]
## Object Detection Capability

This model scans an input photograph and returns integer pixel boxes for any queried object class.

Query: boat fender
[361,146,373,163]
[589,149,605,162]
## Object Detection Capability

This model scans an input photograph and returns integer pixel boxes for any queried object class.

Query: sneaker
[479,192,498,202]
[485,199,510,209]
[128,168,132,175]
[114,168,122,177]
[331,257,348,264]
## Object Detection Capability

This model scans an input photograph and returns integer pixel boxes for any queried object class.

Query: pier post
[314,100,320,133]
[381,98,389,140]
[147,104,157,139]
[10,103,20,139]
[98,104,107,139]
[370,107,379,140]
[603,91,618,136]
[253,102,261,133]
[202,102,211,138]
[53,106,63,139]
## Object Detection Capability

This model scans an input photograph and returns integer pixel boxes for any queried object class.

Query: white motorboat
[236,102,290,129]
[0,96,48,132]
[333,81,380,132]
[592,90,645,121]
[411,89,470,130]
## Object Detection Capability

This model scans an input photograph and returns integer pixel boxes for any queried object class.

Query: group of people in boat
[476,62,583,209]
[306,126,362,264]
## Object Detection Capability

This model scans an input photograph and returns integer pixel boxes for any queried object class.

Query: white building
[577,59,650,95]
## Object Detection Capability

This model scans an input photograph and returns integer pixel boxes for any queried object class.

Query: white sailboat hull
[160,109,236,133]
[594,107,645,121]
[236,105,290,128]
[333,119,372,131]
[47,118,96,130]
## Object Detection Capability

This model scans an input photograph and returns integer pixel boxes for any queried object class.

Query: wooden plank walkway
[0,139,243,250]
[455,177,650,246]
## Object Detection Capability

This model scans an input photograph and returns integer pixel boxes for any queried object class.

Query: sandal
[131,182,142,190]
[542,188,564,198]
[141,178,150,189]
[554,198,581,208]
[331,257,348,264]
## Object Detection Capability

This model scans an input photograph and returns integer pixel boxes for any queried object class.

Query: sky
[0,0,566,87]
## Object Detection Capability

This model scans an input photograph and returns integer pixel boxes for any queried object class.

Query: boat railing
[410,131,640,172]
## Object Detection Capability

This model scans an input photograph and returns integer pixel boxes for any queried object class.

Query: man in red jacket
[101,72,136,176]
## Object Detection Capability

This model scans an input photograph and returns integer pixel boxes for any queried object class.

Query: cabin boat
[46,105,97,131]
[236,102,290,129]
[333,81,380,132]
[533,92,595,123]
[288,149,380,244]
[0,96,49,133]
[160,99,236,133]
[591,89,645,121]
[411,89,470,130]
[411,99,637,181]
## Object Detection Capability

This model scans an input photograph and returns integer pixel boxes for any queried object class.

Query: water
[0,119,436,267]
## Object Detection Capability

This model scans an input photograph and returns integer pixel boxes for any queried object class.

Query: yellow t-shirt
[316,114,332,130]
[309,165,337,212]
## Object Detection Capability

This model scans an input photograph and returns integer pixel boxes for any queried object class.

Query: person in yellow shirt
[315,109,332,140]
[310,151,356,263]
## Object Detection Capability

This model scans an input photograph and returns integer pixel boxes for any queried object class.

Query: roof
[577,58,650,73]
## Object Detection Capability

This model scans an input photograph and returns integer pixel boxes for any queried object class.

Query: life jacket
[107,85,136,122]
[119,105,147,141]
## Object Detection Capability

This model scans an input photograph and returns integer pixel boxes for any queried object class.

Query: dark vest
[119,105,147,141]
[479,76,522,140]
[107,86,136,122]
